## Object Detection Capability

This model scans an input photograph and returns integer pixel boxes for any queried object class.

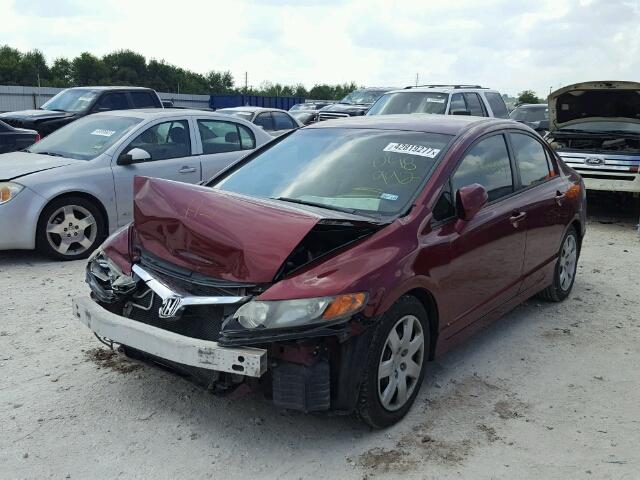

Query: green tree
[103,49,147,85]
[0,45,23,84]
[71,52,108,85]
[18,49,50,86]
[517,90,542,104]
[205,70,234,93]
[50,58,73,87]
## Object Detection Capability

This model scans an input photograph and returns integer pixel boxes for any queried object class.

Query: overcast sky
[1,0,638,97]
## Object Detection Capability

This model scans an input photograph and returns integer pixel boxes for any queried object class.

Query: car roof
[66,86,156,91]
[383,86,499,95]
[217,106,287,113]
[93,109,231,119]
[306,114,512,135]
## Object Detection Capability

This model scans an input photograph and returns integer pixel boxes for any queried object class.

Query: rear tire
[538,226,579,302]
[36,196,106,261]
[356,295,430,429]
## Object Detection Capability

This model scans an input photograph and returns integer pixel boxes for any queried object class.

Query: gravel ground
[1,195,639,480]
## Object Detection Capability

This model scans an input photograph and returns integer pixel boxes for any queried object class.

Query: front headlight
[0,182,24,205]
[234,293,367,329]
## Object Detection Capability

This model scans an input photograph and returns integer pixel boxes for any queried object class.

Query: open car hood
[132,177,381,284]
[549,80,640,131]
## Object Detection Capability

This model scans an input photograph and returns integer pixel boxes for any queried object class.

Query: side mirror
[451,109,471,116]
[118,147,151,165]
[455,183,488,232]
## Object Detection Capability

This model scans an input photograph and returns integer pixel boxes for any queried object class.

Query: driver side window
[125,120,191,161]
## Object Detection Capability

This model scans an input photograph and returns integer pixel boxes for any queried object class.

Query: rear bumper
[72,296,267,377]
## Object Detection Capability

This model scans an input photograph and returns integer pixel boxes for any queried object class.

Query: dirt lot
[1,195,639,480]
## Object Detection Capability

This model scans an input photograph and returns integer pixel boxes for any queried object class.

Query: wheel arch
[403,288,440,360]
[36,191,110,239]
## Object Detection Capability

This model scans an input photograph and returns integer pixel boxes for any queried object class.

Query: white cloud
[0,0,637,97]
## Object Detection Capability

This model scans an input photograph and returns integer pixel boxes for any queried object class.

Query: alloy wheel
[377,314,425,412]
[558,234,577,291]
[45,204,97,256]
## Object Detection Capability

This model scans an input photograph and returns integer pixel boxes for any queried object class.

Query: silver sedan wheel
[378,315,425,412]
[45,205,97,256]
[558,234,577,291]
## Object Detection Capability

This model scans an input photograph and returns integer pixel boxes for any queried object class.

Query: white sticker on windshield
[78,95,95,102]
[380,193,399,201]
[91,129,116,137]
[383,142,441,158]
[426,97,446,103]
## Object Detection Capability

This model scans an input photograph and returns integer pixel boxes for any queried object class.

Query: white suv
[367,84,509,118]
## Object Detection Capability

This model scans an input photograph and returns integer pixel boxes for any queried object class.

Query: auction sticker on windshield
[383,143,441,158]
[91,129,116,137]
[426,98,446,103]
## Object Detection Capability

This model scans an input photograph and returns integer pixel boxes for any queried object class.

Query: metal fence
[0,85,211,112]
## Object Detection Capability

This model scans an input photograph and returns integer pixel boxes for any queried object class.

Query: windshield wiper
[272,196,370,216]
[35,151,65,157]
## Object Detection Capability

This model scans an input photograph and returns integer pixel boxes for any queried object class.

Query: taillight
[34,133,41,142]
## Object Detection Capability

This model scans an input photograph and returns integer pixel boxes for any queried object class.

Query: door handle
[179,166,197,174]
[509,211,526,226]
[555,190,567,206]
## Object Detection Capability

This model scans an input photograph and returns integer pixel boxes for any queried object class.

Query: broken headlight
[86,249,137,303]
[233,293,367,329]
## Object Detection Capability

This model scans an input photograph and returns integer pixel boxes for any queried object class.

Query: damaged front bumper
[72,296,267,377]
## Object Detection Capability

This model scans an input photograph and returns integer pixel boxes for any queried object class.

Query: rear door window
[510,133,551,188]
[198,120,241,154]
[272,112,295,130]
[463,93,487,116]
[485,92,509,118]
[238,124,256,150]
[452,134,514,202]
[254,113,275,131]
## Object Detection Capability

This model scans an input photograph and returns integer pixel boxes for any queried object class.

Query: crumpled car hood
[132,176,361,284]
[0,151,79,181]
[320,103,370,115]
[548,80,640,131]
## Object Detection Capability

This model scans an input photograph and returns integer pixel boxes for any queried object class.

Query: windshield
[41,89,99,113]
[558,121,640,134]
[28,115,142,160]
[340,90,387,105]
[510,106,548,122]
[212,128,452,216]
[218,110,254,121]
[368,92,449,115]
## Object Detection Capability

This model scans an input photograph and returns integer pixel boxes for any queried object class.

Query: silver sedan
[0,109,272,260]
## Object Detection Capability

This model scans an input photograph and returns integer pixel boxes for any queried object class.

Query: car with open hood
[546,81,640,193]
[0,86,163,137]
[74,115,586,428]
[0,109,271,259]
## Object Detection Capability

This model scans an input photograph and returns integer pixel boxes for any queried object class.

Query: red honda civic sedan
[74,115,586,428]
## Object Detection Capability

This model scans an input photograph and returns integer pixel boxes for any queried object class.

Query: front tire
[36,196,105,261]
[356,296,430,428]
[538,226,579,302]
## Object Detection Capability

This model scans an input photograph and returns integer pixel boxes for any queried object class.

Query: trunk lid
[549,80,640,131]
[132,176,326,283]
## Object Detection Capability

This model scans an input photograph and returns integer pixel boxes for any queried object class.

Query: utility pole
[415,73,419,87]
[245,72,248,91]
